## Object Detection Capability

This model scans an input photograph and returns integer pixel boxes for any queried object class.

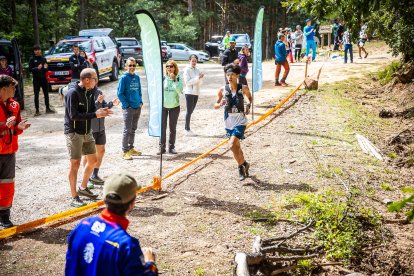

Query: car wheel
[120,56,125,69]
[109,61,118,81]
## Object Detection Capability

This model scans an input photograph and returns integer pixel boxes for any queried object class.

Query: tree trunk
[31,0,40,46]
[79,0,86,30]
[10,0,16,25]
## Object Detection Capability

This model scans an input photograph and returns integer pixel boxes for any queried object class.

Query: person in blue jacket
[117,57,143,160]
[274,34,290,86]
[65,171,158,276]
[304,18,317,61]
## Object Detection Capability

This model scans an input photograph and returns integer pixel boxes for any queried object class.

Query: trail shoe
[34,111,41,116]
[238,164,247,181]
[157,148,166,155]
[243,161,250,177]
[87,182,95,189]
[274,82,281,86]
[185,130,195,136]
[169,148,178,154]
[0,209,14,229]
[46,108,56,114]
[70,196,86,208]
[129,148,142,156]
[123,151,133,160]
[78,187,99,198]
[90,175,104,184]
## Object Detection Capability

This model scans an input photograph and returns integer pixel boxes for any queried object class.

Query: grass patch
[273,189,384,264]
[377,60,401,85]
[194,267,206,276]
[380,182,393,191]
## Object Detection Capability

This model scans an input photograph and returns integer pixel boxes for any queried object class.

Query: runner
[214,64,252,181]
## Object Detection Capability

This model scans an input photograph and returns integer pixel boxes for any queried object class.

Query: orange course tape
[0,81,303,239]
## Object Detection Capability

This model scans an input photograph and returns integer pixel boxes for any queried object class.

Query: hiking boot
[169,148,178,154]
[0,209,14,229]
[123,151,133,160]
[78,187,99,198]
[90,175,104,184]
[238,164,247,181]
[70,196,86,208]
[46,108,56,114]
[280,82,288,87]
[128,148,142,156]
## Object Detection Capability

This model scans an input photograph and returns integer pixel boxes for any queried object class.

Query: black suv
[205,35,223,57]
[218,33,253,61]
[0,38,24,109]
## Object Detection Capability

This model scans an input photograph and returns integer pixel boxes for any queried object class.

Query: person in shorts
[214,64,252,181]
[64,68,113,207]
[83,87,120,186]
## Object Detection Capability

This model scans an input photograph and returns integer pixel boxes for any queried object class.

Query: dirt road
[3,42,410,275]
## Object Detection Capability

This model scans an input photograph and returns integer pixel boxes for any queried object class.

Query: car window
[49,40,92,54]
[168,44,175,49]
[186,45,195,50]
[0,44,14,65]
[94,38,105,50]
[233,35,249,43]
[103,37,115,48]
[118,40,138,46]
[175,45,185,50]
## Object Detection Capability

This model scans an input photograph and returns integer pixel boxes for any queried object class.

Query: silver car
[167,43,209,62]
[115,37,143,67]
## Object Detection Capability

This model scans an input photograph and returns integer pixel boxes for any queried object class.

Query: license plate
[124,49,135,53]
[54,71,69,76]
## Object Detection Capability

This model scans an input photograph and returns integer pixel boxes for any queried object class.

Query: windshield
[118,40,138,46]
[233,35,249,44]
[49,40,92,54]
[186,45,195,50]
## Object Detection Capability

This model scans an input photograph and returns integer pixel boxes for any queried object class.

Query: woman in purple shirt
[238,46,250,86]
[0,56,13,77]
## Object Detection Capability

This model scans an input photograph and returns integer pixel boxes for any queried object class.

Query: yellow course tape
[0,82,303,239]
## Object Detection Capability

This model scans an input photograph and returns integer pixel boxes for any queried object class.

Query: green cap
[103,171,141,204]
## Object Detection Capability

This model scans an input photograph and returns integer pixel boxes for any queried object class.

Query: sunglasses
[128,64,137,67]
[166,65,174,68]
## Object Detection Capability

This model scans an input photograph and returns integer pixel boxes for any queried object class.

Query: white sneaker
[185,130,195,136]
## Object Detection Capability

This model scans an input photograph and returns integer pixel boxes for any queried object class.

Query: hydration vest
[0,98,22,154]
[224,83,244,114]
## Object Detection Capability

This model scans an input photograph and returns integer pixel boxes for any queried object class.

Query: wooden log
[234,252,250,276]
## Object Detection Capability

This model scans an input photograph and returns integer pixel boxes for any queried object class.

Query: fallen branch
[261,244,323,254]
[267,253,319,261]
[262,220,313,246]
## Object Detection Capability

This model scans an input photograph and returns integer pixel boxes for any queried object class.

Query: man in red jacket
[0,75,31,228]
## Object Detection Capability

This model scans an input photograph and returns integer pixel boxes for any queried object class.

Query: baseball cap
[229,37,236,43]
[306,19,311,22]
[103,171,141,204]
[0,55,6,60]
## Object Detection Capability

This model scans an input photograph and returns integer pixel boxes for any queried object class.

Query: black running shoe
[239,164,247,181]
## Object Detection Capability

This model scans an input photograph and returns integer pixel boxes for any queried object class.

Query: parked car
[204,35,223,57]
[219,33,253,61]
[167,43,209,62]
[160,40,172,61]
[0,38,24,109]
[115,37,143,68]
[45,28,120,88]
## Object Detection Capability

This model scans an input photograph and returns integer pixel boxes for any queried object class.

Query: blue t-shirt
[117,72,143,109]
[274,40,287,62]
[65,216,157,276]
[304,25,315,41]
